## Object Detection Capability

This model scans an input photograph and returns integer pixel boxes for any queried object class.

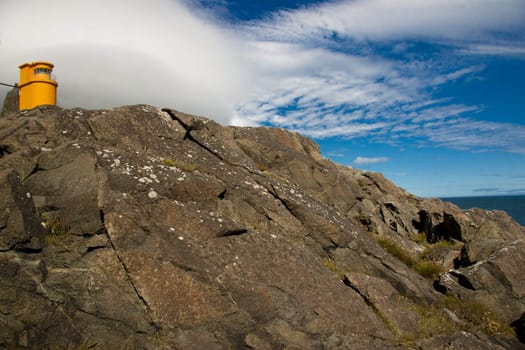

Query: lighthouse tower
[18,62,58,110]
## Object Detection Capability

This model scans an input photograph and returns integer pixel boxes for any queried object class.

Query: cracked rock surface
[0,105,524,349]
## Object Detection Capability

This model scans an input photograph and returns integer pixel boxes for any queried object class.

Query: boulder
[457,208,525,266]
[436,239,525,323]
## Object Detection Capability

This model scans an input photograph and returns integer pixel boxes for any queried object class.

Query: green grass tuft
[376,237,443,280]
[401,295,514,345]
[41,213,70,244]
[162,158,176,167]
[437,296,514,336]
[413,260,444,280]
[322,257,345,280]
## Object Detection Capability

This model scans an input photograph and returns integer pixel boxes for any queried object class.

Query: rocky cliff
[0,104,524,349]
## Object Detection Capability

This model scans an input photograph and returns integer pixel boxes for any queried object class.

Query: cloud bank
[0,0,247,123]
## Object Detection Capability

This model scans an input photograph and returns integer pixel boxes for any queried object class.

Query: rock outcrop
[0,88,18,118]
[0,104,524,349]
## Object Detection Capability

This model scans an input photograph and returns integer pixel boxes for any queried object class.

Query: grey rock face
[0,105,524,349]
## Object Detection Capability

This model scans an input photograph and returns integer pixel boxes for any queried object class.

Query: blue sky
[1,0,524,197]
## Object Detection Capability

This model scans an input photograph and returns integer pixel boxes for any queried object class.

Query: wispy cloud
[419,119,525,154]
[232,40,525,153]
[325,151,346,158]
[230,0,525,154]
[354,156,389,165]
[246,0,525,42]
[461,44,525,57]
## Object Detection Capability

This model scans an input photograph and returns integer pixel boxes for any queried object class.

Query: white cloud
[423,119,525,154]
[354,156,389,165]
[430,66,485,86]
[248,0,525,42]
[460,44,525,57]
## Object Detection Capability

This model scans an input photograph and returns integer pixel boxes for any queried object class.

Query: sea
[440,195,525,227]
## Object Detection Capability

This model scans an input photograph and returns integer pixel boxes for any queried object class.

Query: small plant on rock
[41,213,69,244]
[322,257,345,280]
[162,158,196,172]
[162,158,176,167]
[437,295,514,336]
[256,162,269,172]
[405,294,515,343]
[412,260,444,280]
[376,236,443,280]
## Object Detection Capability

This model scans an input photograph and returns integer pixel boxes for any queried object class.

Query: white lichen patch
[111,159,121,167]
[138,177,153,184]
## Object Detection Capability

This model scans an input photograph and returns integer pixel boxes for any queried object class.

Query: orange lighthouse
[18,61,58,110]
